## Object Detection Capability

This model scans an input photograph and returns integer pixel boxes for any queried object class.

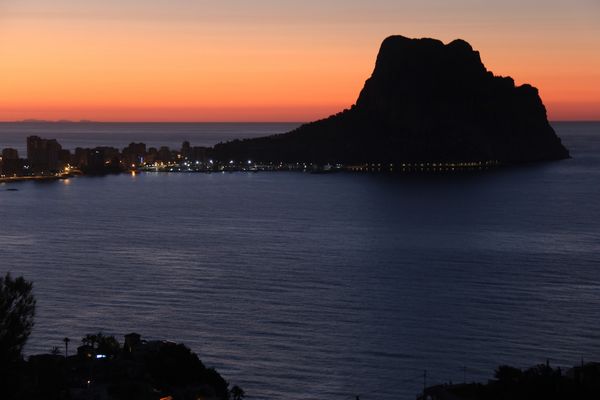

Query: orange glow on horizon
[1,1,599,122]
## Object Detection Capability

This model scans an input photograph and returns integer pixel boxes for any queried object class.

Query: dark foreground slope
[419,362,600,400]
[212,36,569,165]
[3,334,233,400]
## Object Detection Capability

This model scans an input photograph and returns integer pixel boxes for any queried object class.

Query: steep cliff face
[213,35,569,164]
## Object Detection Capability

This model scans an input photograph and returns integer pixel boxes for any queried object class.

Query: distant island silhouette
[211,35,569,165]
[13,119,97,124]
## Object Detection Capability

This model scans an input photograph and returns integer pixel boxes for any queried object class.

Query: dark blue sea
[1,122,599,400]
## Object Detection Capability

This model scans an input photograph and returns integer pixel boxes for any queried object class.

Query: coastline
[0,174,71,184]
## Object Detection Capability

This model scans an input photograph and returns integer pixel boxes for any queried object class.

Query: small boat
[6,188,19,191]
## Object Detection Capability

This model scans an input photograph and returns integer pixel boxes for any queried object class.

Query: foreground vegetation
[0,273,242,400]
[420,362,600,400]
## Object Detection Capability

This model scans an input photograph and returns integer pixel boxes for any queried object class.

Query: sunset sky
[1,0,599,122]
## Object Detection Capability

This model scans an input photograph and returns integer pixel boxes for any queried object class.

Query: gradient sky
[1,0,599,121]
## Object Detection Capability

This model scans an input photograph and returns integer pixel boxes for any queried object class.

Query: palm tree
[63,337,70,358]
[230,385,245,400]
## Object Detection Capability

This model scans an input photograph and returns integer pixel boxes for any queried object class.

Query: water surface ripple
[1,122,599,400]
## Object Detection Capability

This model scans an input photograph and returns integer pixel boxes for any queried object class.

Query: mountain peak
[212,35,569,166]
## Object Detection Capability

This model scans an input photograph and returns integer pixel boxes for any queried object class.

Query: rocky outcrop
[212,35,569,165]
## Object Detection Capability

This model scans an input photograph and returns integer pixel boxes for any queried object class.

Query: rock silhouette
[212,35,569,165]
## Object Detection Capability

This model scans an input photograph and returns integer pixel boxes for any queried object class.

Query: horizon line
[0,120,308,124]
[1,120,599,124]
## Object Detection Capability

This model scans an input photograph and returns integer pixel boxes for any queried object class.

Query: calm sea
[1,122,599,400]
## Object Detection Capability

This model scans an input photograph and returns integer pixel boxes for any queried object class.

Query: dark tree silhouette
[63,337,70,358]
[82,333,98,349]
[81,332,121,356]
[0,273,36,363]
[96,333,120,356]
[231,385,245,400]
[145,343,230,399]
[496,365,523,384]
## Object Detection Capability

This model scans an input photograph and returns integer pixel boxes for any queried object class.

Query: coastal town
[0,135,339,181]
[0,135,501,182]
[0,136,248,181]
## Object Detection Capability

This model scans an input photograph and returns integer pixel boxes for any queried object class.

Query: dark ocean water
[0,122,599,400]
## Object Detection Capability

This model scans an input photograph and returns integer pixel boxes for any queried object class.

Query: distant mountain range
[211,35,569,165]
[13,119,97,124]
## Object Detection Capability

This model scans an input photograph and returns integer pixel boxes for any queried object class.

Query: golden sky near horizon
[1,0,599,121]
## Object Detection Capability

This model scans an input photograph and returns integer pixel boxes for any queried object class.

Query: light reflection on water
[0,122,599,400]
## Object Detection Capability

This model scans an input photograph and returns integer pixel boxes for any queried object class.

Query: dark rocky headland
[211,35,569,166]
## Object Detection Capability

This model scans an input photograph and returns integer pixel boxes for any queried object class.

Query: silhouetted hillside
[212,35,569,165]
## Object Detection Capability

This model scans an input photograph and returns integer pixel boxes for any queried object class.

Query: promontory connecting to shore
[1,35,568,182]
[0,135,505,183]
[210,35,569,165]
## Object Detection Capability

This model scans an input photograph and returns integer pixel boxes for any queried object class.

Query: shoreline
[0,174,71,184]
[0,162,502,185]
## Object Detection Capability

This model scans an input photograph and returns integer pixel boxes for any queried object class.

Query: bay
[0,122,599,400]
